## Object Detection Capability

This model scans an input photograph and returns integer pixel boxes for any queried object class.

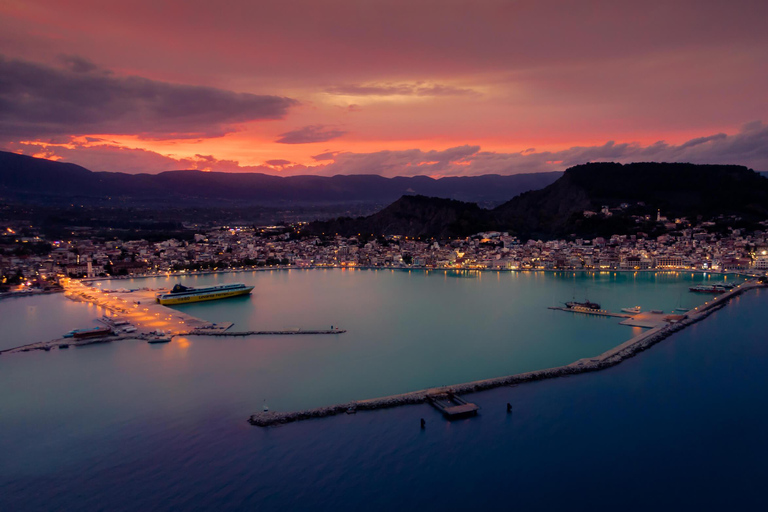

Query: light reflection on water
[0,281,763,510]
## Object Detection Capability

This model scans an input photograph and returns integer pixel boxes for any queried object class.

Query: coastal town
[2,210,768,292]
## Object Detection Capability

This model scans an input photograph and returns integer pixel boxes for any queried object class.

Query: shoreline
[84,266,758,284]
[248,280,764,427]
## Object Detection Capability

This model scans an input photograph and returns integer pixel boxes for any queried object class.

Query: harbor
[248,279,763,427]
[0,279,346,355]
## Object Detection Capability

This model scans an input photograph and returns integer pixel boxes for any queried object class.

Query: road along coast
[249,280,764,427]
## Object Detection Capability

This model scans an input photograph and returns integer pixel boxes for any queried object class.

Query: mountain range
[309,162,768,239]
[0,151,560,207]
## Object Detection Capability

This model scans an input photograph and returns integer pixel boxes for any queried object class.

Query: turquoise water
[136,269,737,406]
[0,273,764,510]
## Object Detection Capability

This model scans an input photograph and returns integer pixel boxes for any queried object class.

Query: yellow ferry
[155,283,254,305]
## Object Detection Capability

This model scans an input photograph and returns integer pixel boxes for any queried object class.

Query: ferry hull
[157,286,254,305]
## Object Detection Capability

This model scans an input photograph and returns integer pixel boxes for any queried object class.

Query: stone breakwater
[249,281,764,427]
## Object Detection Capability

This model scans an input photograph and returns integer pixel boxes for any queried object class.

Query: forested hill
[309,162,768,239]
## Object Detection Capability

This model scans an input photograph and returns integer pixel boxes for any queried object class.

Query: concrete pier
[248,280,763,427]
[192,328,346,336]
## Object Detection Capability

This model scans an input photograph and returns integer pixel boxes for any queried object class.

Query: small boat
[148,337,171,344]
[621,306,642,314]
[650,309,664,314]
[263,401,269,412]
[565,300,601,310]
[675,307,690,312]
[689,284,735,294]
[72,327,112,339]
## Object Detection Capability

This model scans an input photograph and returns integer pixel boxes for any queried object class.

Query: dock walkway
[426,392,479,419]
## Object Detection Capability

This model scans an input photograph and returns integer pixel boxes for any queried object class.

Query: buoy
[420,418,426,429]
[263,400,269,412]
[507,403,512,413]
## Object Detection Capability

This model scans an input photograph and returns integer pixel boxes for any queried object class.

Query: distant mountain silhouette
[309,162,768,239]
[0,151,561,206]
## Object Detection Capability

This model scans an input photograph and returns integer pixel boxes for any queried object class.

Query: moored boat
[689,284,735,294]
[565,300,601,310]
[72,327,112,339]
[155,283,254,305]
[621,306,642,314]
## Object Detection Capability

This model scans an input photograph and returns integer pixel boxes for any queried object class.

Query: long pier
[191,329,346,336]
[248,280,763,427]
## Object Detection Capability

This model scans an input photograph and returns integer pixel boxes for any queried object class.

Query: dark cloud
[326,82,478,97]
[317,123,768,177]
[266,159,292,166]
[0,55,297,140]
[275,125,346,144]
[56,54,104,74]
[311,151,339,161]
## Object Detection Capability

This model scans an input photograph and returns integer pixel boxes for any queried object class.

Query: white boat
[621,306,642,314]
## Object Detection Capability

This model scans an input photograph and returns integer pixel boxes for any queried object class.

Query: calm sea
[1,270,762,511]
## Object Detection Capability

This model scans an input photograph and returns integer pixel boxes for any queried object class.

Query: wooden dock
[426,392,479,419]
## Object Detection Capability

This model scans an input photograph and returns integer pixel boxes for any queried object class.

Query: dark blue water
[2,288,765,511]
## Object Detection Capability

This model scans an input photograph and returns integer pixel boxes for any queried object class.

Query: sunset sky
[1,0,767,176]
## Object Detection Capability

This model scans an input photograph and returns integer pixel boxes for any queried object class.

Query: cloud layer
[275,125,347,144]
[8,123,767,178]
[317,122,768,177]
[0,56,297,140]
[326,82,478,97]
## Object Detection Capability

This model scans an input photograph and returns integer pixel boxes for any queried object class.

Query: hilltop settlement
[2,162,768,291]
